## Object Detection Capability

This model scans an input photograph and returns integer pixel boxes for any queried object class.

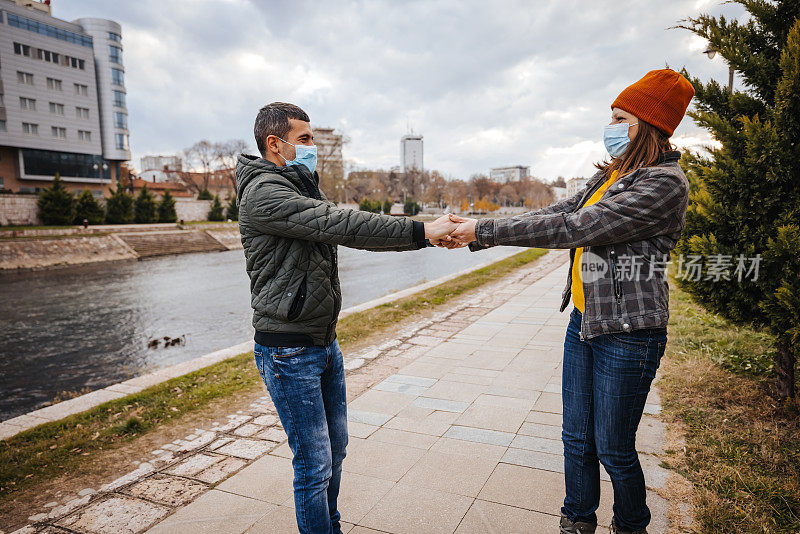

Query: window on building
[13,42,31,56]
[51,126,66,139]
[114,112,128,129]
[111,68,124,86]
[22,122,39,135]
[67,56,85,70]
[7,13,93,48]
[0,95,3,106]
[20,97,36,111]
[78,130,92,142]
[113,90,126,107]
[108,32,122,42]
[17,71,34,85]
[76,107,90,119]
[115,133,129,150]
[49,102,64,115]
[0,178,4,190]
[74,83,88,96]
[47,77,62,91]
[109,45,122,64]
[0,120,6,132]
[21,149,111,180]
[91,189,104,198]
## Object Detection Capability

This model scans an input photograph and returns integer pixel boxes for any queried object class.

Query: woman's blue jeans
[561,308,667,531]
[254,340,348,534]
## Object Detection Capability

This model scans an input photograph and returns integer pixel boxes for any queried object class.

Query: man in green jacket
[236,102,456,534]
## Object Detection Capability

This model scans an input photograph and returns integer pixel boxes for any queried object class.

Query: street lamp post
[704,46,734,92]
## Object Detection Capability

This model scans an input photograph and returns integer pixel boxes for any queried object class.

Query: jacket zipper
[287,276,307,321]
[609,249,622,301]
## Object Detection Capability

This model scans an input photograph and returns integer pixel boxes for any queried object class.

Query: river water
[0,245,522,421]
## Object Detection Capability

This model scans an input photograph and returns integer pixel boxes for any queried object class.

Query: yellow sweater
[571,170,619,312]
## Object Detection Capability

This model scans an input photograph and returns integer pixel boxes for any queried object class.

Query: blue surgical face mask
[277,137,318,173]
[603,122,637,158]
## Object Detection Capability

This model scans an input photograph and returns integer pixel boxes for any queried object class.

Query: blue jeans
[253,340,348,534]
[561,308,667,531]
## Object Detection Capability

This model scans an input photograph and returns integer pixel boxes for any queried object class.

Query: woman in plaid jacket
[447,69,695,534]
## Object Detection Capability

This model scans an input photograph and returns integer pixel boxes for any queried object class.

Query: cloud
[55,0,745,180]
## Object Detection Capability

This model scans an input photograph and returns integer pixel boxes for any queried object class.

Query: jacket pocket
[609,249,622,301]
[287,275,307,321]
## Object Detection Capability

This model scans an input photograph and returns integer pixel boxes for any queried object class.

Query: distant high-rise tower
[400,133,423,173]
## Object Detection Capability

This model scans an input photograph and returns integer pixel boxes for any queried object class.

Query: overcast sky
[57,0,743,181]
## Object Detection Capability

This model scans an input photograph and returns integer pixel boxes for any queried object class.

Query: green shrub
[37,174,75,225]
[134,185,157,223]
[157,190,177,223]
[74,189,105,225]
[105,187,134,224]
[226,195,238,221]
[208,195,225,221]
[197,189,213,200]
[404,198,421,216]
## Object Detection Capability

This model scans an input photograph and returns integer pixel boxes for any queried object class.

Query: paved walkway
[14,252,671,534]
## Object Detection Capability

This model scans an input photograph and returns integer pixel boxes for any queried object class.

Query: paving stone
[411,396,470,413]
[208,437,235,450]
[176,430,217,453]
[255,426,287,442]
[455,404,528,433]
[510,434,564,455]
[145,489,274,534]
[533,392,563,414]
[399,450,498,497]
[502,447,564,473]
[421,381,487,403]
[125,474,208,507]
[251,414,278,426]
[360,482,473,534]
[526,410,563,426]
[55,495,170,534]
[165,453,224,477]
[443,425,516,446]
[429,436,508,462]
[384,410,459,436]
[455,499,554,533]
[233,423,263,437]
[214,438,273,459]
[346,421,379,439]
[216,414,252,432]
[367,427,438,450]
[100,463,156,492]
[216,454,294,505]
[195,456,249,484]
[342,439,425,482]
[384,374,438,387]
[371,380,429,396]
[347,409,391,426]
[473,393,537,411]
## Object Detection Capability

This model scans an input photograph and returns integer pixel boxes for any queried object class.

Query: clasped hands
[423,213,479,248]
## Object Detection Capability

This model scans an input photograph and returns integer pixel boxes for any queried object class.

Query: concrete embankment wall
[0,226,243,271]
[0,234,138,270]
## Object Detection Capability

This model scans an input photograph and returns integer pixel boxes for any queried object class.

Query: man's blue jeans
[253,340,348,534]
[561,308,667,531]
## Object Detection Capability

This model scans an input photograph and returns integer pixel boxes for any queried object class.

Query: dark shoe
[609,519,647,534]
[560,515,597,533]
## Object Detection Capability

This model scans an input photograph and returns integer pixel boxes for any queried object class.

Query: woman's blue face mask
[603,121,638,158]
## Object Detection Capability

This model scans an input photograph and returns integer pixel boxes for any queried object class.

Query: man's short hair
[254,102,310,157]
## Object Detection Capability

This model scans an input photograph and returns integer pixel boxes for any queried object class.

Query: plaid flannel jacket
[471,150,689,340]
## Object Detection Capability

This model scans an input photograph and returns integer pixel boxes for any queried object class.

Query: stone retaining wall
[0,194,41,226]
[0,235,138,271]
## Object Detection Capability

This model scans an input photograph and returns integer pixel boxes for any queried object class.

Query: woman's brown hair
[595,119,674,177]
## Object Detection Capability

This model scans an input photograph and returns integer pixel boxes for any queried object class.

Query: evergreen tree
[74,189,105,225]
[37,174,75,225]
[404,198,421,216]
[226,195,239,221]
[383,199,392,213]
[208,194,225,221]
[134,185,157,223]
[677,2,800,400]
[197,189,213,200]
[105,187,134,224]
[157,190,177,223]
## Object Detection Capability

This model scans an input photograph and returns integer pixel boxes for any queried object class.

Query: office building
[490,165,529,183]
[401,133,423,173]
[140,154,182,182]
[567,176,588,197]
[0,0,130,196]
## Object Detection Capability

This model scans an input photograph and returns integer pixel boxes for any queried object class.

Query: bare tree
[314,129,350,199]
[179,140,216,195]
[214,139,248,193]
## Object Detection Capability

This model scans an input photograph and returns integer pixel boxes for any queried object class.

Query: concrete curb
[0,247,530,442]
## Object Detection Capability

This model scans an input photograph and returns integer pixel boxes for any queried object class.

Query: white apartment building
[567,176,589,197]
[0,0,130,195]
[400,133,423,173]
[140,154,182,182]
[490,165,530,183]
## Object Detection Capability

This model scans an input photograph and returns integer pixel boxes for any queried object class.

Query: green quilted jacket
[236,154,426,347]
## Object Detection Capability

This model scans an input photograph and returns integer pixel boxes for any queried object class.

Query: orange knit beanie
[611,69,695,137]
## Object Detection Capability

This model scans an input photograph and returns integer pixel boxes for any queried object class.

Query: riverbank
[0,223,241,271]
[0,248,554,529]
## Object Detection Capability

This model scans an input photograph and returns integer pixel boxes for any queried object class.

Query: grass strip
[0,247,547,499]
[660,280,800,533]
